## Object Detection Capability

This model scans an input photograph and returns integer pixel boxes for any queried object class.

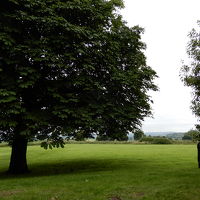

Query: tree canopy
[0,0,157,173]
[181,21,200,132]
[182,129,200,141]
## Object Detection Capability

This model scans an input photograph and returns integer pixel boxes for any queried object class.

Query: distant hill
[144,132,185,140]
[145,132,174,137]
[166,132,185,140]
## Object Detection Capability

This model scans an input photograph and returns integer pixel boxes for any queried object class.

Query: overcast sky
[120,0,200,132]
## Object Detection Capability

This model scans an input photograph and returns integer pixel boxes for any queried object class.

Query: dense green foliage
[182,130,200,140]
[181,21,200,133]
[152,137,172,144]
[182,134,193,140]
[0,0,157,146]
[0,144,199,200]
[140,136,172,144]
[133,129,144,140]
[183,129,200,141]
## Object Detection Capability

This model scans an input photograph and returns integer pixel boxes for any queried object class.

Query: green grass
[0,144,199,200]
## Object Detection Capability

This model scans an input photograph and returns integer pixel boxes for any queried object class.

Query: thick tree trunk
[198,142,200,168]
[8,135,29,174]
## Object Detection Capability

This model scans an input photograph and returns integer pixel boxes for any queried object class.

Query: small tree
[181,21,200,167]
[0,0,157,174]
[134,130,144,140]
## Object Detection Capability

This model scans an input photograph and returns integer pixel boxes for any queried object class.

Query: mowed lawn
[0,144,200,200]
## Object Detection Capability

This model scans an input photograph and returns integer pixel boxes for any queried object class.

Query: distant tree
[134,130,144,140]
[182,134,192,140]
[96,131,128,141]
[0,0,157,174]
[182,129,200,141]
[181,21,200,167]
[189,130,200,141]
[74,130,87,141]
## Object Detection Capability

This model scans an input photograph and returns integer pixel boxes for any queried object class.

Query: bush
[140,137,154,142]
[152,138,172,144]
[182,135,192,140]
[140,137,172,144]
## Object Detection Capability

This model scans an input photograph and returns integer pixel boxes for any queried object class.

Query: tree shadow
[0,158,144,179]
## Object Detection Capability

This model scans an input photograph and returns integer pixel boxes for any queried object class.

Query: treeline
[166,130,200,141]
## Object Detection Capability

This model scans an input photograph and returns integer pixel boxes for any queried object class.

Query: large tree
[181,21,200,167]
[0,0,157,174]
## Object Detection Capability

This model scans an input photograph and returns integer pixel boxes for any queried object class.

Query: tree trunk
[8,134,29,174]
[197,142,200,168]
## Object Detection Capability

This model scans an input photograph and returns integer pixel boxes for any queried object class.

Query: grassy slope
[0,144,199,200]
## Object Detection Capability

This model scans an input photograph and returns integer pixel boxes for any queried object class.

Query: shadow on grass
[0,158,149,179]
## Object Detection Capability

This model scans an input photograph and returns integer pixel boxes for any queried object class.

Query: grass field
[0,144,200,200]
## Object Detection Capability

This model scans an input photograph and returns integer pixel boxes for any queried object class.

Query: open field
[0,144,200,200]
